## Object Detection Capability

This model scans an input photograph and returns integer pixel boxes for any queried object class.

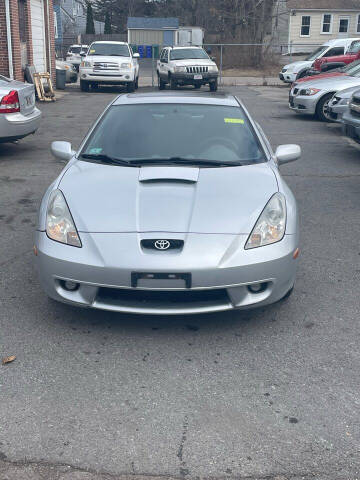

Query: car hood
[296,75,360,89]
[336,85,360,98]
[85,55,130,63]
[296,72,345,83]
[171,58,216,67]
[59,161,278,234]
[284,60,312,72]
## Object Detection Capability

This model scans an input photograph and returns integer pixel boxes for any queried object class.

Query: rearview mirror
[133,52,140,58]
[275,144,301,165]
[51,141,75,161]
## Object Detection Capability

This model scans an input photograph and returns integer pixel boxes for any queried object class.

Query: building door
[30,0,46,72]
[163,30,174,46]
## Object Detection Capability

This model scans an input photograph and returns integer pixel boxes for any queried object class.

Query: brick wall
[0,0,56,83]
[0,0,10,77]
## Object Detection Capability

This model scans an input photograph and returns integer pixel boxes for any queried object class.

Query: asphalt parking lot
[1,85,360,480]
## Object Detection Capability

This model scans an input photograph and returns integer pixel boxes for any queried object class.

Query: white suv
[157,46,219,91]
[66,45,89,71]
[79,41,140,92]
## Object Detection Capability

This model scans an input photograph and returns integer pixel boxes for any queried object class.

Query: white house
[273,0,360,52]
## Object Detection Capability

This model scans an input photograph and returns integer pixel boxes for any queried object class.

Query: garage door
[30,0,46,73]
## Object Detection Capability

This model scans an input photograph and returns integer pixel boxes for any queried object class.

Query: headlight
[245,193,286,249]
[121,63,132,69]
[208,65,218,72]
[300,88,321,96]
[46,190,81,247]
[174,66,186,72]
[81,61,92,67]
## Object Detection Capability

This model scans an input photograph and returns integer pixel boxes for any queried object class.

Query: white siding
[31,0,46,73]
[289,10,360,47]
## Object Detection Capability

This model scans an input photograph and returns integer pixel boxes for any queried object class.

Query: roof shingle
[127,17,179,30]
[287,0,360,9]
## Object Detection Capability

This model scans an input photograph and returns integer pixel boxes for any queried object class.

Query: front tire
[127,81,135,93]
[158,74,166,90]
[194,84,201,89]
[209,80,218,92]
[80,80,89,92]
[170,76,177,89]
[316,93,333,122]
[296,70,309,79]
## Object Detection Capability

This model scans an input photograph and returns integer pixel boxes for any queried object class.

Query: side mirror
[275,144,301,165]
[80,52,86,57]
[162,58,168,63]
[51,141,75,161]
[211,56,216,61]
[133,52,140,58]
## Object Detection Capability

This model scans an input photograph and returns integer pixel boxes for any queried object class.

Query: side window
[324,47,344,57]
[163,50,168,62]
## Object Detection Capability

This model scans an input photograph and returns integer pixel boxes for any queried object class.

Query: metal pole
[289,41,293,63]
[5,0,14,79]
[220,44,223,86]
[152,45,155,88]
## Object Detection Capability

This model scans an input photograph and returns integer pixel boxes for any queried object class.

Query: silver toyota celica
[35,92,301,315]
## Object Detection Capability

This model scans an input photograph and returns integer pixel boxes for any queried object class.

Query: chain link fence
[135,42,323,87]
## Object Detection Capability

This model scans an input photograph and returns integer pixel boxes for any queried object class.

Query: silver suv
[157,46,219,91]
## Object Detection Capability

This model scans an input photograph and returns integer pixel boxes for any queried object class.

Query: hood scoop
[139,166,199,183]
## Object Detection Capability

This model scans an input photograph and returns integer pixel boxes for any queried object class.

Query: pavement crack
[177,415,189,477]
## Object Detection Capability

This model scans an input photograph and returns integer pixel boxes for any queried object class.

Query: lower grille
[97,287,230,306]
[186,66,209,74]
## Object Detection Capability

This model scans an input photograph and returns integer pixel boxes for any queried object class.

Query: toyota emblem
[154,240,171,250]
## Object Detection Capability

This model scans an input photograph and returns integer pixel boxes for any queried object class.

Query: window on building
[357,14,360,34]
[321,14,332,33]
[339,18,349,33]
[300,16,311,37]
[54,11,58,38]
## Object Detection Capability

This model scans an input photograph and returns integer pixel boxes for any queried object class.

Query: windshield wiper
[128,157,244,167]
[80,153,135,167]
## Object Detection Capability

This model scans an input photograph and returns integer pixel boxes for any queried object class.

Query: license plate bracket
[194,74,203,80]
[131,272,192,289]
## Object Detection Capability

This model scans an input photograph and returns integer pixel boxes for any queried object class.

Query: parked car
[342,89,360,142]
[289,70,360,121]
[79,41,139,92]
[157,46,219,91]
[56,59,78,83]
[35,92,301,314]
[66,44,89,71]
[0,74,41,142]
[279,38,360,83]
[327,85,360,123]
[310,40,360,74]
[294,60,360,85]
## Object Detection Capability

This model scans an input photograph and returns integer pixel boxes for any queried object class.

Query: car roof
[69,44,88,47]
[324,37,360,47]
[168,46,203,49]
[112,92,240,107]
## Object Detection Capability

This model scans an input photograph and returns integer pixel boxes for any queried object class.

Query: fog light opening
[248,282,268,294]
[61,280,80,292]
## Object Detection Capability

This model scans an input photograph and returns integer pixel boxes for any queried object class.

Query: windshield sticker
[89,147,102,154]
[224,118,244,124]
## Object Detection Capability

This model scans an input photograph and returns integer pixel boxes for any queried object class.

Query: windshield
[69,47,82,54]
[170,49,209,60]
[348,41,360,54]
[80,104,265,166]
[306,46,328,61]
[88,43,130,57]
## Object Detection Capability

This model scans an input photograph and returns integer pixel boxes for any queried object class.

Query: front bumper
[35,231,299,314]
[342,110,360,141]
[0,107,42,141]
[328,101,349,122]
[80,67,136,84]
[279,71,297,83]
[289,92,319,115]
[173,72,218,85]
